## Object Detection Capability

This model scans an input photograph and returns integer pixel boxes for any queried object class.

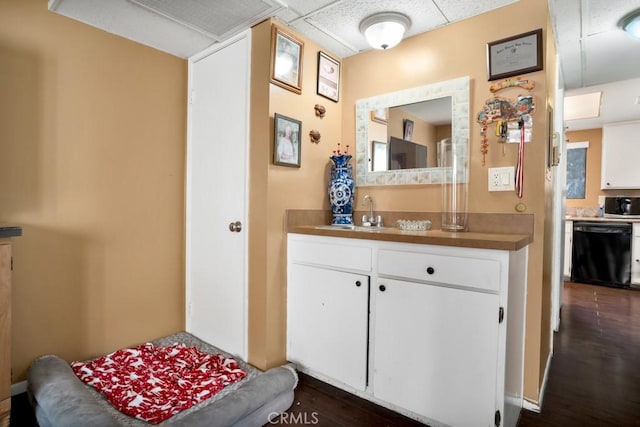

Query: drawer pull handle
[355,281,361,287]
[426,267,435,275]
[379,284,386,292]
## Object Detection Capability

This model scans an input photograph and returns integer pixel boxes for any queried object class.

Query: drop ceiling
[548,0,640,130]
[49,0,640,130]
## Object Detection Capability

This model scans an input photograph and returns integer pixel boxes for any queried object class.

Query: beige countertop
[565,216,640,223]
[289,225,531,251]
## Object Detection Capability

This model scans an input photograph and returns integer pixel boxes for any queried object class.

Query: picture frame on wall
[270,26,304,94]
[274,113,302,167]
[370,108,388,124]
[403,119,414,141]
[487,29,543,81]
[317,51,340,102]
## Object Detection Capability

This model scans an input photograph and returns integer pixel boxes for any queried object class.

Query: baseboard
[11,380,27,396]
[522,398,540,413]
[523,350,553,413]
[538,351,553,407]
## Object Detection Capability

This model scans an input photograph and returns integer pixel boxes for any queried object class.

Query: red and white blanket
[71,342,247,424]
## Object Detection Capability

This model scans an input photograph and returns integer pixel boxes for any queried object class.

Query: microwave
[604,196,640,217]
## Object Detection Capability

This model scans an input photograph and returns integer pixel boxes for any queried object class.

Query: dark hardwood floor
[10,281,640,426]
[518,281,640,427]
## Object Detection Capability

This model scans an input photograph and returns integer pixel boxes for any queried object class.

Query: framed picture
[403,119,414,141]
[370,108,388,124]
[270,26,304,94]
[317,51,340,102]
[274,113,301,167]
[487,29,543,81]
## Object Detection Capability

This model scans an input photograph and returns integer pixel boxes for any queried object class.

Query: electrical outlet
[488,167,515,191]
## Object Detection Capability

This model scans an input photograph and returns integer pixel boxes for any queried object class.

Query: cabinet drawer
[378,249,501,292]
[289,237,372,272]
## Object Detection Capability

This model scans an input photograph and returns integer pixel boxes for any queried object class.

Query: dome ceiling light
[359,12,411,50]
[619,9,640,40]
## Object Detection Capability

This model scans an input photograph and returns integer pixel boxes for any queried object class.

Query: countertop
[565,216,640,223]
[289,225,531,251]
[0,225,22,238]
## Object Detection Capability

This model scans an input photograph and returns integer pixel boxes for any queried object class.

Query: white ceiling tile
[287,19,359,58]
[583,30,640,86]
[435,0,518,22]
[128,0,283,39]
[586,0,640,36]
[50,0,215,58]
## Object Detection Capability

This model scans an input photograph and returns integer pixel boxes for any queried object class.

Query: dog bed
[27,332,297,427]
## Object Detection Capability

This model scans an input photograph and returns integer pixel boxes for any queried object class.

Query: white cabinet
[601,121,640,189]
[372,277,499,426]
[287,237,372,392]
[287,263,369,391]
[632,224,640,285]
[564,221,573,278]
[287,233,528,427]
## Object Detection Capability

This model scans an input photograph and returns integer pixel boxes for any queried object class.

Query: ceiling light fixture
[360,12,411,50]
[619,9,640,40]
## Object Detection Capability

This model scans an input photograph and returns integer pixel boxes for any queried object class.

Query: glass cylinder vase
[441,139,469,231]
[328,154,355,225]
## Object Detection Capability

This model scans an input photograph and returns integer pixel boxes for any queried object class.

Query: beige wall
[565,128,640,208]
[248,20,344,369]
[342,0,551,402]
[0,0,186,380]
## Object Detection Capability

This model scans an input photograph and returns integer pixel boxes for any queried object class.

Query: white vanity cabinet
[632,223,640,285]
[287,233,528,427]
[287,237,372,391]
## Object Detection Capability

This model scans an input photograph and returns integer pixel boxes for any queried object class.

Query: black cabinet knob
[355,280,361,287]
[379,284,386,292]
[426,267,435,274]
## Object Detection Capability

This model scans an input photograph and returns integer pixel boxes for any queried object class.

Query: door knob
[228,221,242,232]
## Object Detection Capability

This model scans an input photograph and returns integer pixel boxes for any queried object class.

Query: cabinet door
[601,123,640,189]
[372,278,500,426]
[287,264,369,391]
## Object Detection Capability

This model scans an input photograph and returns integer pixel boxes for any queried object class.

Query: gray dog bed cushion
[28,332,298,427]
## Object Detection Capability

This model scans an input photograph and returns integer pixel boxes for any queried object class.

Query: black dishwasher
[571,222,632,288]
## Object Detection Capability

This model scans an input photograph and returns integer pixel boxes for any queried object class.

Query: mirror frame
[355,76,470,186]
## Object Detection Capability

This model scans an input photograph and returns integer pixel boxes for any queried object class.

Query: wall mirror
[355,76,470,185]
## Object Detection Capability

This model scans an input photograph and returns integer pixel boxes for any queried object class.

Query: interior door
[186,32,250,359]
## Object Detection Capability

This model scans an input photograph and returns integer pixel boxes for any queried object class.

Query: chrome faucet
[362,194,382,226]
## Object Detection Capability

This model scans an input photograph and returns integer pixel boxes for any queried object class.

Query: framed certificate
[487,29,543,81]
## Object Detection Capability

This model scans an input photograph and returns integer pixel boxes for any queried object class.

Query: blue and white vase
[328,154,355,225]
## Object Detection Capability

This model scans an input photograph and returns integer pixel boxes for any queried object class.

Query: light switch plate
[488,166,515,191]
